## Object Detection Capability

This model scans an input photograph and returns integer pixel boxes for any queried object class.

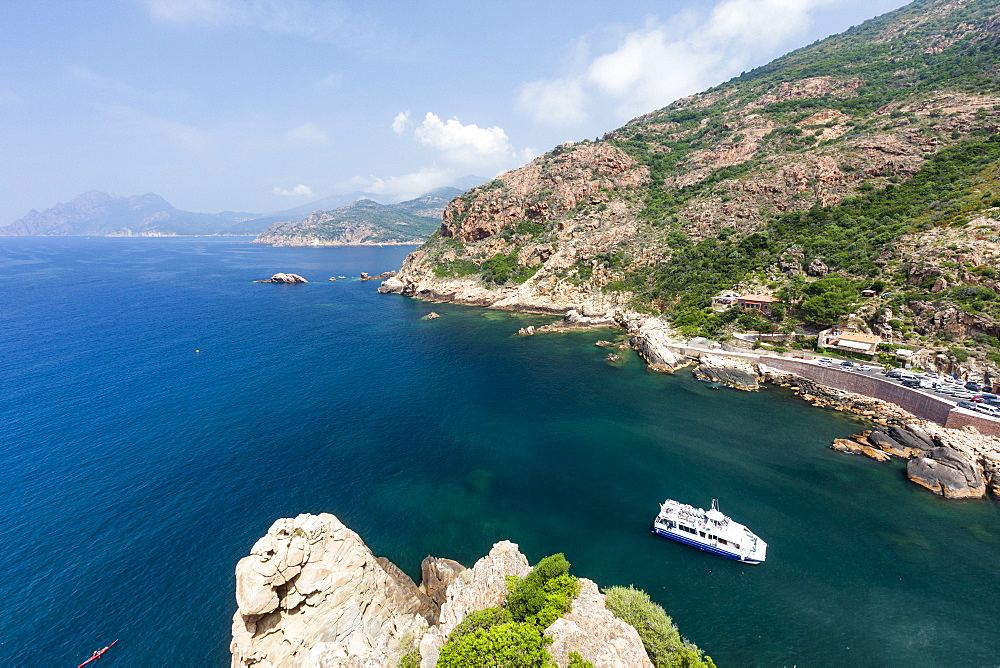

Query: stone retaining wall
[945,408,1000,437]
[761,357,954,424]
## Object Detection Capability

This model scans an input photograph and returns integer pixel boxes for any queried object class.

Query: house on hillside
[819,328,883,356]
[736,294,782,314]
[712,291,738,306]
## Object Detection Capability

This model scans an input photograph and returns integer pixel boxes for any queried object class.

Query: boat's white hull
[653,524,764,564]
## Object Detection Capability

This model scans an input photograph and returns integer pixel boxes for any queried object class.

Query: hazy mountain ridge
[253,188,463,246]
[384,0,1000,379]
[0,190,260,237]
[2,177,486,238]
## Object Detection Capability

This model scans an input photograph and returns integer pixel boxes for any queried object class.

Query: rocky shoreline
[383,282,1000,501]
[231,513,652,667]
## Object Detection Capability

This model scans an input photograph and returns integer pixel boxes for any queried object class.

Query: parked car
[952,391,973,400]
[966,381,982,392]
[957,401,976,409]
[887,370,903,378]
[902,379,921,388]
[974,404,1000,418]
[818,357,833,365]
[924,372,939,379]
[970,396,985,402]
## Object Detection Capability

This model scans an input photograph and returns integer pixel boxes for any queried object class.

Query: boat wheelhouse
[653,499,767,564]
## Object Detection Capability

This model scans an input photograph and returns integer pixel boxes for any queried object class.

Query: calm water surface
[1,237,997,666]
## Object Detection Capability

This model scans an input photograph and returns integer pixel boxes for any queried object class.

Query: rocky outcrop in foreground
[231,513,651,667]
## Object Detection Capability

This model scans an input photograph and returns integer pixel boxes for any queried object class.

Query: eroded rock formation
[254,273,308,283]
[231,513,653,667]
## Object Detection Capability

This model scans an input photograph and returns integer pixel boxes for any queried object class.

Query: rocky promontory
[231,513,663,667]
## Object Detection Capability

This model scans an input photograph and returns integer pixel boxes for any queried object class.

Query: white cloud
[518,0,840,125]
[517,77,587,125]
[354,167,456,201]
[412,112,511,164]
[99,103,214,155]
[287,122,329,144]
[142,0,398,56]
[272,184,315,197]
[391,111,411,135]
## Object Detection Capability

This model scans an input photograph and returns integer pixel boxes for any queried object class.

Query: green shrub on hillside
[436,621,553,667]
[448,606,514,640]
[506,553,581,628]
[604,586,715,668]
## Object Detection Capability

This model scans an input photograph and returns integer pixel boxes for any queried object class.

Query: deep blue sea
[2,237,999,667]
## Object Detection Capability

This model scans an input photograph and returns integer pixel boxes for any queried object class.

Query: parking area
[808,356,1000,418]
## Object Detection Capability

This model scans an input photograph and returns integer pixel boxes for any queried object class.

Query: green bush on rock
[506,553,581,627]
[604,586,715,668]
[437,621,553,667]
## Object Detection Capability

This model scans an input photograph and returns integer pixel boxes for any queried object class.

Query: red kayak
[78,639,118,667]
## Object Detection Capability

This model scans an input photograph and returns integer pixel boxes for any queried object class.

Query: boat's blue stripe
[653,527,762,563]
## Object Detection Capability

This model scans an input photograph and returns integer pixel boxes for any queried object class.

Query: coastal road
[805,357,971,406]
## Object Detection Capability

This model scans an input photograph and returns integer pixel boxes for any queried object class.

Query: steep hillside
[383,0,1000,378]
[253,189,461,246]
[0,190,258,236]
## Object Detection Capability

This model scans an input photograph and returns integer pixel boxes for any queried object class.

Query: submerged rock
[831,437,891,462]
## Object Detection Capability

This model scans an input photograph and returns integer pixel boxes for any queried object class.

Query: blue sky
[0,0,910,223]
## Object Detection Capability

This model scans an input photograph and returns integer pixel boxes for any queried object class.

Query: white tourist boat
[653,499,767,564]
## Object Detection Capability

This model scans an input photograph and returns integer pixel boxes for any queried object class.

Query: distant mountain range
[0,175,486,238]
[0,191,260,237]
[252,188,462,246]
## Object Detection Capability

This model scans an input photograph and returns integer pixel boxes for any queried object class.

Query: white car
[974,404,1000,418]
[953,391,973,400]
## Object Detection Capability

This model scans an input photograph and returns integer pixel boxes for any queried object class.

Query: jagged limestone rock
[230,513,436,668]
[693,354,760,390]
[546,579,653,668]
[629,317,693,372]
[231,517,659,667]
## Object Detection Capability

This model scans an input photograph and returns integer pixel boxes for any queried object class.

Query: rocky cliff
[382,0,1000,381]
[231,513,656,667]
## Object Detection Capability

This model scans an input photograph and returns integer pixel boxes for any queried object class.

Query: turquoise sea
[1,237,998,667]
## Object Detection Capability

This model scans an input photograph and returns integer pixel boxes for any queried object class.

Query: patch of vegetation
[436,622,553,667]
[506,553,581,628]
[433,259,479,279]
[435,554,581,667]
[604,586,715,668]
[480,252,537,286]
